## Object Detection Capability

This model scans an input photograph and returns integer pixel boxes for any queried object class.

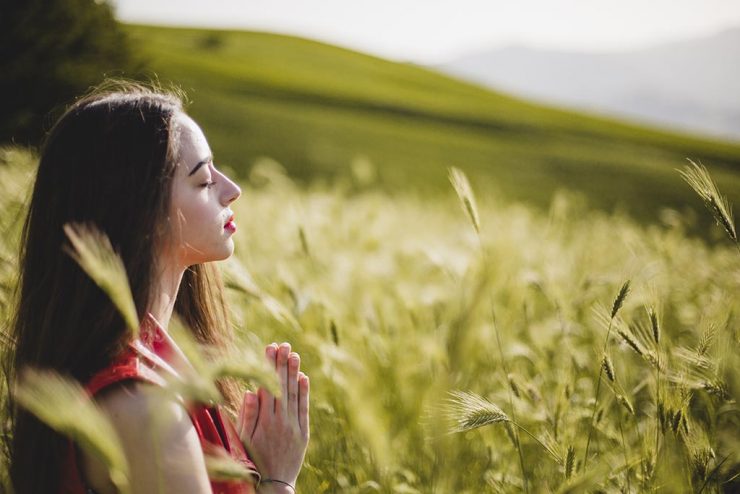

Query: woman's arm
[82,381,213,494]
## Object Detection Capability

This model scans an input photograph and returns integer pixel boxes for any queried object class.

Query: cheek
[172,199,212,241]
[166,185,232,265]
[171,197,228,258]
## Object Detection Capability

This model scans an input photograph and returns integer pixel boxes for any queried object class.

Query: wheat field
[0,146,738,492]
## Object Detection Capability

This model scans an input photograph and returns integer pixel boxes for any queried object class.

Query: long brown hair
[2,81,241,494]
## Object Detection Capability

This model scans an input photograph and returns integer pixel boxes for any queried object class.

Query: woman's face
[164,112,241,268]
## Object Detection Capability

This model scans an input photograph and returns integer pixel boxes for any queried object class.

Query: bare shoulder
[79,380,212,494]
[96,379,183,424]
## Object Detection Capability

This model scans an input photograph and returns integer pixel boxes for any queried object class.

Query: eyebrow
[188,155,213,176]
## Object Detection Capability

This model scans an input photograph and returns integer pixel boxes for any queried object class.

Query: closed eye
[201,181,216,189]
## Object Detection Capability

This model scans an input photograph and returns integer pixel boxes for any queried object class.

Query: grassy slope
[124,24,740,225]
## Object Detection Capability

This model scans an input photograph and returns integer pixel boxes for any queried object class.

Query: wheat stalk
[584,280,631,467]
[679,159,738,249]
[15,368,130,493]
[62,222,139,337]
[611,281,631,319]
[165,315,281,404]
[648,307,660,344]
[602,354,616,382]
[447,166,529,491]
[222,257,301,331]
[443,390,509,432]
[617,327,646,357]
[211,346,281,396]
[616,395,635,416]
[203,447,259,482]
[443,390,562,464]
[565,445,575,480]
[163,315,222,404]
[448,166,480,234]
[648,305,662,477]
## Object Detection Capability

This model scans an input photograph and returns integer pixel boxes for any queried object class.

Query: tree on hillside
[0,0,143,145]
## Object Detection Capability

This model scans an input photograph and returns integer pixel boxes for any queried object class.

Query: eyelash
[201,181,216,189]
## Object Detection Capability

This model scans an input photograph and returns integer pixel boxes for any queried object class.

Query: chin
[204,251,233,263]
[187,242,235,265]
[214,242,235,261]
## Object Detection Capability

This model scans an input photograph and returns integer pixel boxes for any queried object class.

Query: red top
[58,313,260,494]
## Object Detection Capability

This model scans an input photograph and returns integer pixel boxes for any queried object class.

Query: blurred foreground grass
[1,147,738,492]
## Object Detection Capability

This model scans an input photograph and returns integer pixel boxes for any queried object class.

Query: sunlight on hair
[62,222,140,337]
[14,368,130,493]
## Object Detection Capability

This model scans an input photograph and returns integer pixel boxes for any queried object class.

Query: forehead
[173,112,210,172]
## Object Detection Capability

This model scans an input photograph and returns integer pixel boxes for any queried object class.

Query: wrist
[257,483,294,494]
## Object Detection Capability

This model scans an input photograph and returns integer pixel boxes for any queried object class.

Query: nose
[226,180,241,205]
[220,173,241,205]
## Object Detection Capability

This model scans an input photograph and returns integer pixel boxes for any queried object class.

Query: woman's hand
[237,342,309,489]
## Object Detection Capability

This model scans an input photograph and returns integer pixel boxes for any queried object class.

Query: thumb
[237,390,259,444]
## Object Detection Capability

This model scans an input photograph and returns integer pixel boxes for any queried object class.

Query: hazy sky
[112,0,740,64]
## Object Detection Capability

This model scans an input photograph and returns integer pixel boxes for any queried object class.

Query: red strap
[84,349,164,397]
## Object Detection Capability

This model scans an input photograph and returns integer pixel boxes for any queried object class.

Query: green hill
[124,24,740,227]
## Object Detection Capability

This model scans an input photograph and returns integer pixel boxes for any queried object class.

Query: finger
[276,342,291,414]
[238,391,259,443]
[287,352,300,420]
[257,386,274,420]
[265,343,278,364]
[265,343,278,413]
[298,372,309,437]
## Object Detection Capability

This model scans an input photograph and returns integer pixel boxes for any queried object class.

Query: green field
[1,146,738,492]
[1,24,739,493]
[124,24,740,231]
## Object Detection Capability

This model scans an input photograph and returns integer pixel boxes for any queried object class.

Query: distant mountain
[434,28,740,141]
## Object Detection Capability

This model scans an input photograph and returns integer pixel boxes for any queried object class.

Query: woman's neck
[148,261,185,332]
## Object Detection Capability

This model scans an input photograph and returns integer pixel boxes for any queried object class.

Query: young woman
[3,82,309,493]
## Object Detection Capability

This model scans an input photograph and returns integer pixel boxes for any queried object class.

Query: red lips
[224,213,237,233]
